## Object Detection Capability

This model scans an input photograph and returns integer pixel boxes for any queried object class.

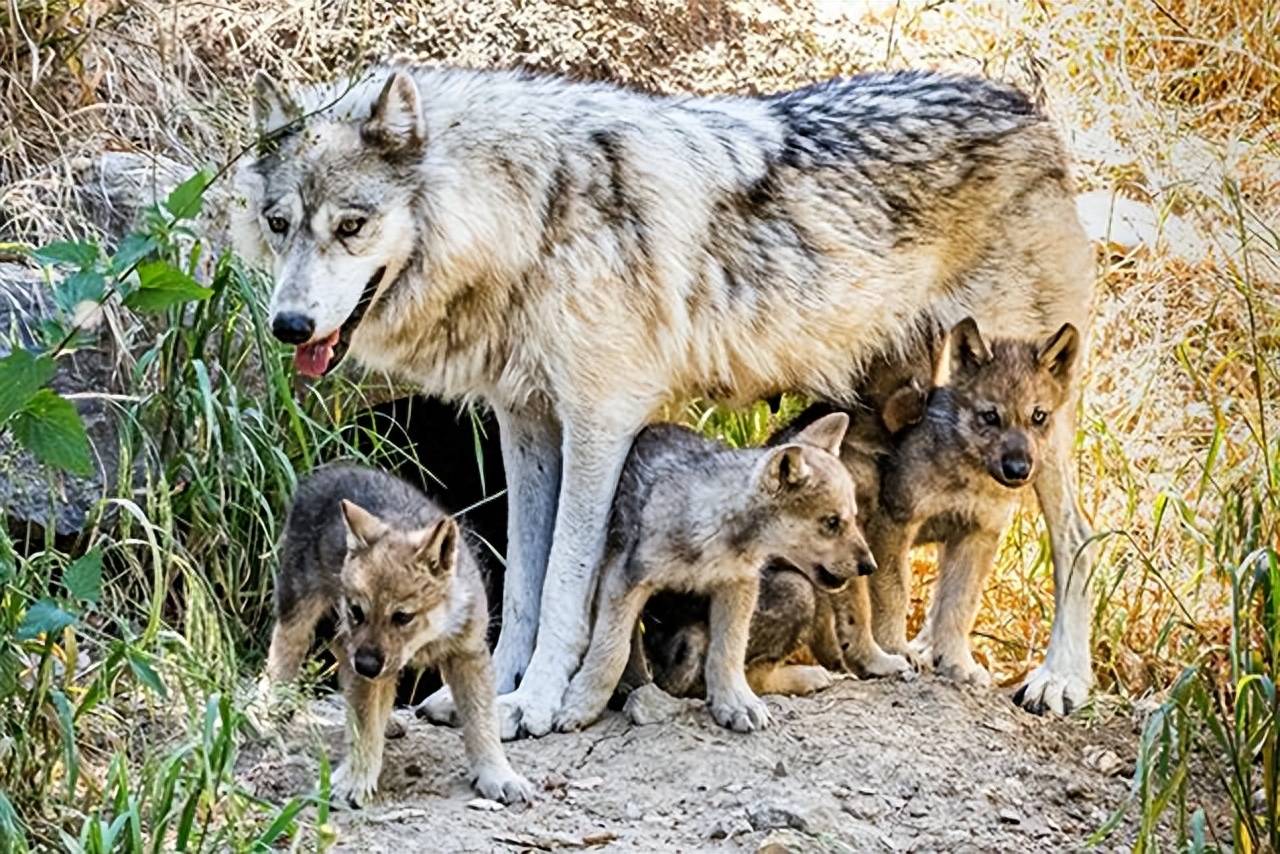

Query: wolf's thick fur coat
[235,63,1096,734]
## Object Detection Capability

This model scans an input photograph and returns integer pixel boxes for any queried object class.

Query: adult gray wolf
[264,463,533,805]
[232,63,1096,734]
[552,412,867,733]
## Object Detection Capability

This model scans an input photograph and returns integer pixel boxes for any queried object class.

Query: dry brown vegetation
[1,0,1276,849]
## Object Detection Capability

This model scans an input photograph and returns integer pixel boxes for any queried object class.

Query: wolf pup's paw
[473,764,535,805]
[413,685,458,727]
[1013,663,1090,716]
[910,638,991,687]
[858,649,915,680]
[708,691,771,733]
[330,760,379,809]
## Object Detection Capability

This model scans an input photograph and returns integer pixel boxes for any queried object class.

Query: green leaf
[0,348,56,424]
[51,689,79,798]
[10,389,93,476]
[127,650,166,698]
[109,233,156,274]
[123,261,213,313]
[164,169,213,221]
[16,598,77,640]
[34,240,99,269]
[64,549,103,604]
[55,270,106,315]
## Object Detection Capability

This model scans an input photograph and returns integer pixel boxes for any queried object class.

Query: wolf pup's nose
[271,312,315,345]
[1001,454,1032,484]
[353,648,385,679]
[856,556,877,576]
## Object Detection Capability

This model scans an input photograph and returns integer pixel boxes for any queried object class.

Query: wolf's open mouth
[815,565,848,592]
[294,266,386,378]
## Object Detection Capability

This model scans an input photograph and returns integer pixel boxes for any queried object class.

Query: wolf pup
[266,463,533,806]
[552,412,873,733]
[826,319,1080,696]
[235,64,1096,729]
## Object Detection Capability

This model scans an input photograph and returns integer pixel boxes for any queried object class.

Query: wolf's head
[939,317,1079,488]
[335,501,460,681]
[749,412,874,592]
[232,70,427,377]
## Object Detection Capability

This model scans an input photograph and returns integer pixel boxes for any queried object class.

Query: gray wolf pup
[802,319,1080,698]
[233,63,1096,733]
[552,412,870,732]
[265,463,533,806]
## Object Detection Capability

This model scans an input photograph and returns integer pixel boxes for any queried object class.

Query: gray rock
[623,683,687,726]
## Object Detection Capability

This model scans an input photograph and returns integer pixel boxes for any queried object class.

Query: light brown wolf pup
[265,463,533,807]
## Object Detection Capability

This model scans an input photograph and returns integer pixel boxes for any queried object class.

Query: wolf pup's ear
[414,517,459,576]
[761,445,811,493]
[340,500,389,551]
[948,317,992,373]
[364,70,426,150]
[791,412,848,456]
[251,71,302,135]
[1037,322,1079,381]
[881,379,928,435]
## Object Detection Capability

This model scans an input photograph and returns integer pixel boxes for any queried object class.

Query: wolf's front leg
[1017,413,1095,715]
[835,577,912,678]
[502,417,637,737]
[332,667,396,808]
[444,650,535,804]
[865,516,916,659]
[555,565,650,732]
[911,530,1000,686]
[705,579,770,732]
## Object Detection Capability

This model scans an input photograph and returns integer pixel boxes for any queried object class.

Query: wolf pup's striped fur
[234,64,1096,734]
[552,412,868,733]
[265,464,533,806]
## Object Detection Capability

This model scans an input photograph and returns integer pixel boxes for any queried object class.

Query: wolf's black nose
[353,648,385,679]
[1001,454,1032,483]
[857,556,877,576]
[272,312,315,344]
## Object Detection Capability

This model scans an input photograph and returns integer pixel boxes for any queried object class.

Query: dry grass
[0,0,1277,843]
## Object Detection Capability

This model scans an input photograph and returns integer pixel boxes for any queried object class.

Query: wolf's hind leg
[489,406,563,694]
[445,650,534,804]
[1017,410,1096,715]
[705,579,770,732]
[911,530,1000,687]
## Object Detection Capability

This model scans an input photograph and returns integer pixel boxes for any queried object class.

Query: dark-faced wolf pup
[552,413,874,734]
[264,463,533,806]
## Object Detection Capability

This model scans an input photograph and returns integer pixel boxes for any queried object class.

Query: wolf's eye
[336,217,366,238]
[1031,407,1048,426]
[348,604,364,625]
[978,409,1000,427]
[821,514,842,535]
[266,215,289,235]
[391,611,414,627]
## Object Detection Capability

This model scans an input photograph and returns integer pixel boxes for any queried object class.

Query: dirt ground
[239,676,1141,852]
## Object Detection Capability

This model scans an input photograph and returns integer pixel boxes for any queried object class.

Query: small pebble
[466,798,504,812]
[998,808,1022,824]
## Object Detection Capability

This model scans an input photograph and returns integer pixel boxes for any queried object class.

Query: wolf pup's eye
[348,604,365,625]
[336,217,366,238]
[978,409,1000,427]
[266,215,289,235]
[821,514,841,535]
[391,611,414,627]
[1031,407,1048,426]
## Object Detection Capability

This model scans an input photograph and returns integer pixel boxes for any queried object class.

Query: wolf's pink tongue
[294,329,339,377]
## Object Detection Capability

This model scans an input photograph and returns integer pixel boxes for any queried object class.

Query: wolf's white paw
[473,763,536,804]
[413,685,458,727]
[331,760,380,808]
[709,691,771,733]
[498,679,565,739]
[1013,663,1090,715]
[552,700,599,733]
[789,664,834,694]
[860,649,914,679]
[910,639,991,687]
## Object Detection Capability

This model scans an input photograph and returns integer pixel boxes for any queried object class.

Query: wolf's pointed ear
[791,412,848,456]
[251,71,302,135]
[364,70,426,150]
[948,317,992,373]
[414,517,459,576]
[340,500,389,551]
[761,445,811,493]
[1037,322,1079,380]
